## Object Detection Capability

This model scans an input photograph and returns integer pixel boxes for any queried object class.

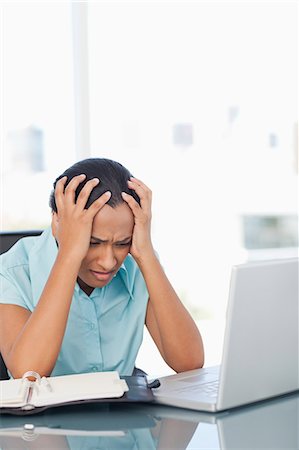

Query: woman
[0,158,204,378]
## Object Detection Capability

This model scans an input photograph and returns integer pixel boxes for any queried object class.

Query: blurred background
[0,0,297,375]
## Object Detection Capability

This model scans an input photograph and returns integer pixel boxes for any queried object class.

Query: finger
[127,179,148,197]
[121,192,141,217]
[54,176,67,212]
[127,179,152,212]
[64,174,86,204]
[76,177,100,209]
[86,191,112,217]
[128,177,151,197]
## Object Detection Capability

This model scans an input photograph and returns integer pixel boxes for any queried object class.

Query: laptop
[152,258,299,412]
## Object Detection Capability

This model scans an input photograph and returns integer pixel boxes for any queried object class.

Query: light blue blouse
[0,228,149,376]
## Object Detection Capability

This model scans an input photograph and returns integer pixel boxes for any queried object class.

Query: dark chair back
[0,230,42,254]
[0,230,43,380]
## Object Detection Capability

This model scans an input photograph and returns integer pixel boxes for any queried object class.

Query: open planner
[0,370,129,413]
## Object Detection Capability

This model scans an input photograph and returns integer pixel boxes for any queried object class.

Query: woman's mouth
[90,270,114,282]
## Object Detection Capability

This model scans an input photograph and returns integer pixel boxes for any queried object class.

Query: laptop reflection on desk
[133,392,299,450]
[153,258,299,412]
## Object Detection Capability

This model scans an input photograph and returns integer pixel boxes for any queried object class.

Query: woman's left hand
[121,177,154,263]
[123,178,205,373]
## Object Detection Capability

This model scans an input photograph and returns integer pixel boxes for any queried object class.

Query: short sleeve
[0,269,33,311]
[0,230,55,312]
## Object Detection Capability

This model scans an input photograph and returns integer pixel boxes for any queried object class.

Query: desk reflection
[0,392,298,450]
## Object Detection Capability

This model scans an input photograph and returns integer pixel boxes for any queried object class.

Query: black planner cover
[0,376,155,416]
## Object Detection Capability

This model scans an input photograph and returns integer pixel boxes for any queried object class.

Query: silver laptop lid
[217,258,299,410]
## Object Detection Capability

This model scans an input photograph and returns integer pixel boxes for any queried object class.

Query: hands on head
[51,172,154,292]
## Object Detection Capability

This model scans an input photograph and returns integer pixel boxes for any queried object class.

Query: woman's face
[77,203,134,295]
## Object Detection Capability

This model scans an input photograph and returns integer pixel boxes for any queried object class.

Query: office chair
[0,230,42,380]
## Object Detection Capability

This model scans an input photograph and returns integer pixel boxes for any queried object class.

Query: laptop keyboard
[175,380,219,397]
[200,380,219,395]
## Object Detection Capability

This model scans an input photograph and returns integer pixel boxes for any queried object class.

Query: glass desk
[0,391,298,449]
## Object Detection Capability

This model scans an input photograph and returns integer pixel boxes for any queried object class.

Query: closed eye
[90,241,131,247]
[115,241,131,247]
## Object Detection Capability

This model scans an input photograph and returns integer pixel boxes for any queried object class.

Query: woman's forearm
[138,252,204,372]
[7,252,81,378]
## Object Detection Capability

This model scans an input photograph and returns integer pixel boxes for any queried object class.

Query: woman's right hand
[52,174,111,262]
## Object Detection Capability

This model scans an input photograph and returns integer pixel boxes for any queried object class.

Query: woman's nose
[95,246,117,271]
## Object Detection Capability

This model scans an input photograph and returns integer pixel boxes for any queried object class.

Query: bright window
[87,1,298,322]
[1,2,76,230]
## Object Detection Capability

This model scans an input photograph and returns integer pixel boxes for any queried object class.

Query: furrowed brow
[90,236,107,243]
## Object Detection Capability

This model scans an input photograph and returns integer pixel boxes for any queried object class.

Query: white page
[0,378,27,407]
[31,371,128,407]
